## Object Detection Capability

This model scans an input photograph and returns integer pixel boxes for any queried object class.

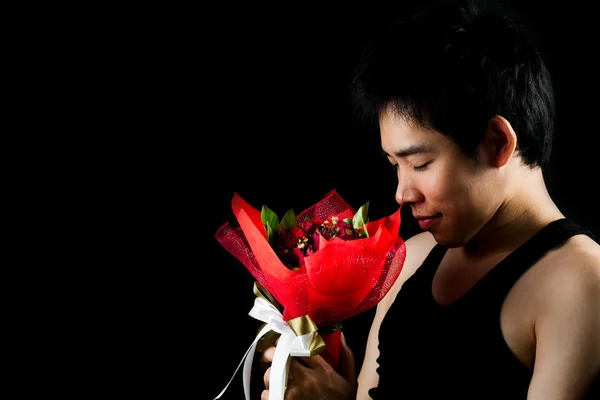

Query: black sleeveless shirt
[370,218,596,399]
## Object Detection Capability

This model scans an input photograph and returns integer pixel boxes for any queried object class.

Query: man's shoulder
[543,233,600,276]
[529,232,600,312]
[401,231,438,277]
[381,231,437,308]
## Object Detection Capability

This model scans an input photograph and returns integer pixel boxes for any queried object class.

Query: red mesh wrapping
[215,189,406,370]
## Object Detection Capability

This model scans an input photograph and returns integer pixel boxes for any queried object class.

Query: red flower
[300,220,320,234]
[277,226,306,250]
[277,226,309,269]
[282,247,305,269]
[302,217,363,243]
[337,219,357,240]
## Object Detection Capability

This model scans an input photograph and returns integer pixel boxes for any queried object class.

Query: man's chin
[430,231,466,249]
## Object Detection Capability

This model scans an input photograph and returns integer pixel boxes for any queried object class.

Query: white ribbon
[213,297,316,400]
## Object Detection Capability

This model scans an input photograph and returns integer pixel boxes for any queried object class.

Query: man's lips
[414,214,440,220]
[415,213,441,230]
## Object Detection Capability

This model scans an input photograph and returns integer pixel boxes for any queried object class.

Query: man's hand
[261,332,357,400]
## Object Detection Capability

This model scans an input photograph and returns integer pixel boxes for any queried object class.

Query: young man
[261,0,600,398]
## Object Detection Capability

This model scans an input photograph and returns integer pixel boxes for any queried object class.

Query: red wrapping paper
[215,189,406,371]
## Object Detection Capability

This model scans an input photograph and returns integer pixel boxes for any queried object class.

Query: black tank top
[370,218,596,399]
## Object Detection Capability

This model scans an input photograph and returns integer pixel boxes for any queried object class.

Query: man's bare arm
[527,243,600,399]
[357,232,436,399]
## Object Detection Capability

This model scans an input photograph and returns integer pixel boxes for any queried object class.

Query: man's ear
[482,115,518,168]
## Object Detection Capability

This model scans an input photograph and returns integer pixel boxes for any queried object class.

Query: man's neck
[462,169,564,258]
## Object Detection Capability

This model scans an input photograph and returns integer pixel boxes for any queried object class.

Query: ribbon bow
[214,283,325,400]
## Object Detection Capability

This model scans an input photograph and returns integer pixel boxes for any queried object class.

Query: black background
[83,1,599,398]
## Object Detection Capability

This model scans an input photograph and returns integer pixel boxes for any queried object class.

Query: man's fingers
[264,361,306,393]
[293,354,323,369]
[269,333,354,375]
[260,335,280,365]
[339,332,357,385]
[261,389,269,400]
[288,356,311,377]
[261,346,276,364]
[263,366,271,390]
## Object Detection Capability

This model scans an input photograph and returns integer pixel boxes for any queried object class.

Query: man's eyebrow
[380,144,433,158]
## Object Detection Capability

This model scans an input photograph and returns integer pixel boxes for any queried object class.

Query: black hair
[350,0,554,168]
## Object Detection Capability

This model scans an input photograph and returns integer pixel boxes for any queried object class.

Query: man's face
[380,110,503,248]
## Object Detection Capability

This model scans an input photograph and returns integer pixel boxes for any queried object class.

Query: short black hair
[350,0,554,168]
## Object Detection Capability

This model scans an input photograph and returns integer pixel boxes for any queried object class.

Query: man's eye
[414,162,430,171]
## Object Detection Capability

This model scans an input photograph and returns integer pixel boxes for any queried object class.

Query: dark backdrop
[100,1,598,398]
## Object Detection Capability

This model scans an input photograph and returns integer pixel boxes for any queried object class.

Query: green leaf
[352,201,370,238]
[261,205,279,246]
[261,205,279,231]
[343,218,353,226]
[280,208,298,230]
[265,222,276,249]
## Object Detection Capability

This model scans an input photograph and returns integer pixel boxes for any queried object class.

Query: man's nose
[395,177,419,206]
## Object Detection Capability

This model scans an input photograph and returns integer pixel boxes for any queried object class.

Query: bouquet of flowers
[213,189,406,400]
